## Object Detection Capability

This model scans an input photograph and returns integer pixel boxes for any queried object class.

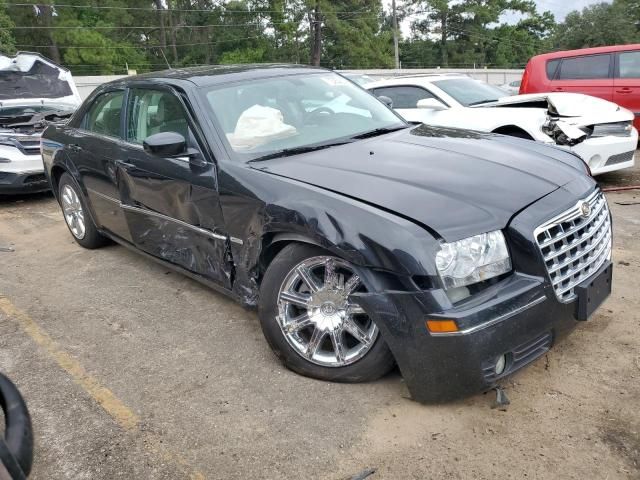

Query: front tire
[58,173,108,249]
[258,243,395,382]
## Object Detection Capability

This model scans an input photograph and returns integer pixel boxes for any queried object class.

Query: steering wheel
[0,373,33,479]
[305,106,335,124]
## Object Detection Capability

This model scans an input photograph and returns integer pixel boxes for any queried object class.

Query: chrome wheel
[277,256,378,367]
[61,184,86,240]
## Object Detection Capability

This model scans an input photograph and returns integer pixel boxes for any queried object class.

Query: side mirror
[417,98,447,111]
[143,131,187,157]
[378,95,393,108]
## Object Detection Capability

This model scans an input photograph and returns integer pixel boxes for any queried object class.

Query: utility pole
[311,0,322,66]
[392,0,400,69]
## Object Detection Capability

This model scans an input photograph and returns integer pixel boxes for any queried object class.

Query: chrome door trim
[86,187,233,243]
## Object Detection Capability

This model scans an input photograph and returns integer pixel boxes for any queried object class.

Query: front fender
[219,163,442,306]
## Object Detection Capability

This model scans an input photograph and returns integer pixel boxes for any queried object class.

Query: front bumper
[356,177,609,403]
[357,274,578,403]
[569,128,637,175]
[0,170,49,194]
[0,148,48,194]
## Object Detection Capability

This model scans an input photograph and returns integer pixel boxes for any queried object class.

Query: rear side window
[373,86,435,109]
[557,54,611,80]
[618,51,640,78]
[546,59,561,80]
[84,90,125,138]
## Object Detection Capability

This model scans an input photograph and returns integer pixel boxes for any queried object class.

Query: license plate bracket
[574,261,612,321]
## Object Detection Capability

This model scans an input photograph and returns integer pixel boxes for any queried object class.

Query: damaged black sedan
[41,65,612,402]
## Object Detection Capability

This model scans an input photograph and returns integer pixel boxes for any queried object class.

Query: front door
[614,50,640,130]
[117,86,232,288]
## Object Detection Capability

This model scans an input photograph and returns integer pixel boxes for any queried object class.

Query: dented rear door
[117,86,232,288]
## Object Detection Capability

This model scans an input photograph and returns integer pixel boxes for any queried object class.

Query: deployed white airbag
[227,105,297,150]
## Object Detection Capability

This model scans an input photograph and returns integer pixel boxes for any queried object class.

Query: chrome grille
[534,190,612,303]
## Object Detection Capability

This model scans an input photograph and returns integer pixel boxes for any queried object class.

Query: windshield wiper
[468,99,498,106]
[349,125,408,140]
[247,140,353,163]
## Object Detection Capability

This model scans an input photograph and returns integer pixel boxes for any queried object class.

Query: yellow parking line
[0,295,205,480]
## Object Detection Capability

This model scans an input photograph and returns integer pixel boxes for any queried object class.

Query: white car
[499,79,521,95]
[0,52,81,194]
[367,75,637,175]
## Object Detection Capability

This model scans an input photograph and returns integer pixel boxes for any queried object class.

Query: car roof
[531,44,640,61]
[105,64,329,88]
[366,74,470,89]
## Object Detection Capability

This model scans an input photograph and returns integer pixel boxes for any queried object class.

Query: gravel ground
[0,162,638,479]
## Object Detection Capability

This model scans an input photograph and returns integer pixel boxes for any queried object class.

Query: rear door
[614,49,640,128]
[117,86,232,288]
[67,88,133,242]
[550,53,614,100]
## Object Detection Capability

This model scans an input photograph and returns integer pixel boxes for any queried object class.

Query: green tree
[553,2,638,50]
[0,1,16,55]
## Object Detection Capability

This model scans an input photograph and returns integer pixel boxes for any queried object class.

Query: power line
[15,35,265,49]
[12,22,284,29]
[5,2,381,15]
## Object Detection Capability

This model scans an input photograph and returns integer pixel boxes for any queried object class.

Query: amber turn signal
[426,319,459,333]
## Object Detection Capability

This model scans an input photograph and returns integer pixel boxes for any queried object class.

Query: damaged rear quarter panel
[216,161,441,306]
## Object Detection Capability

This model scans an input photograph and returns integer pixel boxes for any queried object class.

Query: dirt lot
[0,165,639,479]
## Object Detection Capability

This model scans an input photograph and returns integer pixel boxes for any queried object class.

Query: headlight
[590,121,633,138]
[435,230,511,289]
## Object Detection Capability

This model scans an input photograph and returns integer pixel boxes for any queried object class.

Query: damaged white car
[0,52,81,194]
[368,75,637,175]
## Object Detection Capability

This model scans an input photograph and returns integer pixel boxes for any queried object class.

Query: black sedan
[41,65,612,403]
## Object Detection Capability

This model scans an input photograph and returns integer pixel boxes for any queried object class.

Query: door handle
[615,88,632,93]
[116,159,136,169]
[553,87,564,91]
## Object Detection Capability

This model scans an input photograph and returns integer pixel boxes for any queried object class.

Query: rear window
[546,59,560,80]
[557,54,611,80]
[618,51,640,78]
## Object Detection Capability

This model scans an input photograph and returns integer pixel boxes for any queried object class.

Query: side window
[618,51,640,78]
[558,54,611,80]
[374,86,435,109]
[126,88,190,144]
[546,59,561,80]
[84,90,125,137]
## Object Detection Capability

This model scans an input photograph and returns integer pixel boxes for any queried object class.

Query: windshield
[200,71,405,161]
[432,78,507,106]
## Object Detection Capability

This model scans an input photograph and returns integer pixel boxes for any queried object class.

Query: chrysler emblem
[579,201,591,218]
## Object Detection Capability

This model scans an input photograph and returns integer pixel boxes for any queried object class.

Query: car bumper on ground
[569,129,638,175]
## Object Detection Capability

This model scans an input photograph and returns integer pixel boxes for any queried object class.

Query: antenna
[159,48,172,69]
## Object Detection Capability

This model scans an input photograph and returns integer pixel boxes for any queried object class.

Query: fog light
[495,354,507,375]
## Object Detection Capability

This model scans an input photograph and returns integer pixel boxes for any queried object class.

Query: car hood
[0,52,82,105]
[479,92,632,123]
[253,125,587,241]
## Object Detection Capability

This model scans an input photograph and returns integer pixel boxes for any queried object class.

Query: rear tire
[258,243,395,383]
[58,173,108,249]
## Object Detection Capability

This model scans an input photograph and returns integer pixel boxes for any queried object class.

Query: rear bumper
[0,171,49,194]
